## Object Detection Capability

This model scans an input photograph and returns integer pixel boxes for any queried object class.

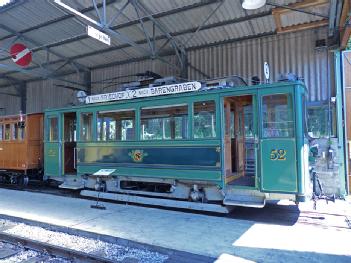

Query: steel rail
[0,232,115,263]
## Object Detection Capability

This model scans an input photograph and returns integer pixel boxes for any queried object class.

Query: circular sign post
[264,61,270,83]
[10,43,32,67]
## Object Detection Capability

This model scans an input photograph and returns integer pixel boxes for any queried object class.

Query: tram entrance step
[223,195,265,208]
[59,176,85,190]
[59,182,85,190]
[224,188,266,208]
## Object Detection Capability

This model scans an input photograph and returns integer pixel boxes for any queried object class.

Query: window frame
[140,103,189,141]
[80,112,94,142]
[47,116,59,142]
[96,108,136,142]
[306,102,337,139]
[261,93,295,139]
[192,99,218,140]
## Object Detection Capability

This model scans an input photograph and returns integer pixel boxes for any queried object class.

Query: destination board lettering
[86,81,202,104]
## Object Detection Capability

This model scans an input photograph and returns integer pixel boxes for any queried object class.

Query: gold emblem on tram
[129,150,148,162]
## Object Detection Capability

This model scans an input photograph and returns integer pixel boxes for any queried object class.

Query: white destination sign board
[87,25,111,46]
[86,81,202,104]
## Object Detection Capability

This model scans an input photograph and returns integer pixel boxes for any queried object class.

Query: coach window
[262,94,294,138]
[0,124,3,141]
[18,123,25,141]
[194,101,216,138]
[97,110,135,141]
[48,117,59,141]
[81,112,93,141]
[141,104,188,140]
[4,124,11,140]
[12,123,18,140]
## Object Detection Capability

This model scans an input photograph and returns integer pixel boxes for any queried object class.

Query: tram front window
[141,104,188,140]
[48,117,59,141]
[194,101,216,139]
[97,110,135,141]
[262,94,294,138]
[81,112,93,141]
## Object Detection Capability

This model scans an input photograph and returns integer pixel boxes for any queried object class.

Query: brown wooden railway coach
[0,113,43,183]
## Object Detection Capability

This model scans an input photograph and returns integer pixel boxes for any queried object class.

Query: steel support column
[17,82,26,114]
[84,70,92,95]
[334,50,348,196]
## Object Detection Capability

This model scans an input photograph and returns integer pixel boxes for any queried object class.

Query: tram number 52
[270,149,286,161]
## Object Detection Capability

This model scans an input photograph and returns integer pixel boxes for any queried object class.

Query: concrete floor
[0,188,350,263]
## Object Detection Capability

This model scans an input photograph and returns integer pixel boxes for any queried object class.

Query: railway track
[0,232,115,263]
[0,216,215,263]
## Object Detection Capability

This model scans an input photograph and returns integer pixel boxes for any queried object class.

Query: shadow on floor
[214,246,351,263]
[227,202,300,226]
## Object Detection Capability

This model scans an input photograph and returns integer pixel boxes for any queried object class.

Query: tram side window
[12,123,18,140]
[194,101,216,138]
[81,113,93,141]
[97,110,135,141]
[48,117,59,141]
[0,124,3,141]
[262,94,294,138]
[141,104,188,140]
[18,123,25,140]
[4,124,11,140]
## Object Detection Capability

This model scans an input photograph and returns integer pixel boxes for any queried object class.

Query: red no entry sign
[10,43,32,67]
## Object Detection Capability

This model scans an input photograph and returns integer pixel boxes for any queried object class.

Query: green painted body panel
[77,165,221,182]
[44,142,61,176]
[77,140,221,181]
[78,146,220,168]
[260,139,297,192]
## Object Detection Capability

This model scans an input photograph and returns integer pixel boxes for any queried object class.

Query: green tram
[44,77,310,213]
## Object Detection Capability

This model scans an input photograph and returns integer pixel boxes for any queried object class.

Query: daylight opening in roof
[0,0,13,7]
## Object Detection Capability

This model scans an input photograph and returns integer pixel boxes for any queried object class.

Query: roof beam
[271,0,329,34]
[0,63,87,90]
[0,0,119,41]
[53,0,151,56]
[0,24,89,72]
[0,0,222,59]
[1,10,272,77]
[276,19,329,34]
[0,32,276,88]
[270,0,329,16]
[340,0,351,49]
[84,31,276,72]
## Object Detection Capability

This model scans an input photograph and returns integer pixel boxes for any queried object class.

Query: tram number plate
[270,149,286,161]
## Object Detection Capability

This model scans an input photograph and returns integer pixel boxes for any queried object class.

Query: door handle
[254,136,259,149]
[73,147,77,169]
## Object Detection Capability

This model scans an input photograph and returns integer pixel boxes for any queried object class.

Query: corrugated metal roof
[0,0,333,90]
[188,27,332,102]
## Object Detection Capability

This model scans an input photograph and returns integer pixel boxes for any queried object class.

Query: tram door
[63,112,77,175]
[45,114,62,177]
[258,89,297,192]
[224,95,256,187]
